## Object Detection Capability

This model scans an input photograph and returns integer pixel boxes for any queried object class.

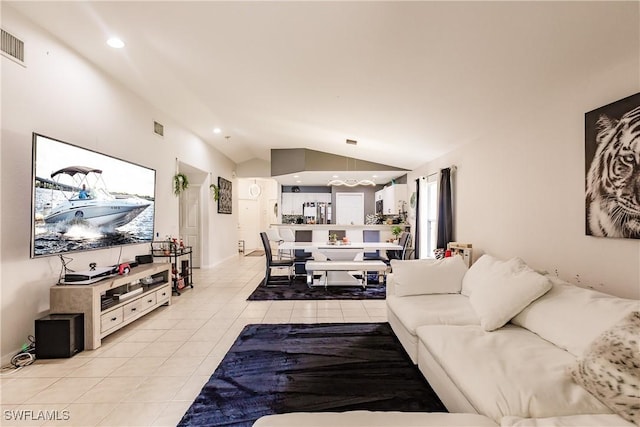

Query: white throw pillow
[461,254,527,297]
[467,255,552,331]
[567,311,640,426]
[391,256,467,297]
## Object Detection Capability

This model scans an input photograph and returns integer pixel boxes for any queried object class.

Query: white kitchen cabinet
[382,184,408,215]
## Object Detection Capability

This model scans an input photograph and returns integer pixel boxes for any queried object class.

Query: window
[418,174,438,258]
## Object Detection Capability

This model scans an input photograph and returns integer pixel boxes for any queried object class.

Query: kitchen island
[269,224,408,243]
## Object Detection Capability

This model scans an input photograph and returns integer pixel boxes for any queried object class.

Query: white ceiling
[6,1,638,181]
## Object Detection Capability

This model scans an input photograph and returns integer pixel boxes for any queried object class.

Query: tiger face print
[586,105,640,238]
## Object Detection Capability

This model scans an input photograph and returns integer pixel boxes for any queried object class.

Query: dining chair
[362,230,383,261]
[259,232,293,287]
[386,231,411,264]
[266,228,289,259]
[294,230,313,276]
[278,228,295,259]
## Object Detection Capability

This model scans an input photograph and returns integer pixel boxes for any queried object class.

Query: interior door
[335,193,364,225]
[238,199,261,251]
[180,185,201,268]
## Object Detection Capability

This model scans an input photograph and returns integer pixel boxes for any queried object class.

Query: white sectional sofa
[388,255,639,426]
[255,254,639,427]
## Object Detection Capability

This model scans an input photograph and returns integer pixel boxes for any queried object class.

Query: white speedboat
[44,166,151,228]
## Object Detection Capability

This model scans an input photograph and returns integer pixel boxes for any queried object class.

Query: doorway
[180,185,201,268]
[335,192,364,225]
[238,199,261,251]
[178,162,208,268]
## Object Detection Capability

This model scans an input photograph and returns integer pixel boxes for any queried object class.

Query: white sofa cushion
[567,311,640,425]
[464,255,551,331]
[512,276,640,356]
[390,256,467,296]
[253,411,498,426]
[416,324,611,422]
[387,294,480,336]
[501,414,634,427]
[387,293,480,363]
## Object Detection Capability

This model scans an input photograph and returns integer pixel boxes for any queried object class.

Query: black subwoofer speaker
[35,313,84,359]
[136,254,153,264]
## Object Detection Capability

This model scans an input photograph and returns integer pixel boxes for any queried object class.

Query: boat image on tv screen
[31,134,156,258]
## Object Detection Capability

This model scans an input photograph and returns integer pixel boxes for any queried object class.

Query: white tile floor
[0,254,388,426]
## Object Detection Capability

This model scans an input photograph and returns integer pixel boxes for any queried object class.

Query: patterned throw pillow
[568,311,640,425]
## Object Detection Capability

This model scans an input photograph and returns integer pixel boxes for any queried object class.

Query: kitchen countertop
[270,224,408,229]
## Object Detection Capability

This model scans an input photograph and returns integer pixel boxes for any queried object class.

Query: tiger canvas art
[585,92,640,239]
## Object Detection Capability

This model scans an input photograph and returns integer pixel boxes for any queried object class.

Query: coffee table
[305,260,388,289]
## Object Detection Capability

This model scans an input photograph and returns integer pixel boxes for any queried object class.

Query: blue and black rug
[247,276,386,300]
[178,322,446,427]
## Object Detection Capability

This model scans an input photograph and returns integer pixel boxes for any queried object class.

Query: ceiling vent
[153,121,164,137]
[1,28,25,66]
[346,139,357,145]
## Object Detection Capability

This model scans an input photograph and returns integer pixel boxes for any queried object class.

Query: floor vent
[153,121,164,137]
[1,28,25,66]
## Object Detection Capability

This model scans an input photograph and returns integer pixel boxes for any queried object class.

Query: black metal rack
[151,241,194,295]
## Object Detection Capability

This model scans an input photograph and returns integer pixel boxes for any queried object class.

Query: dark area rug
[178,323,446,427]
[247,275,385,300]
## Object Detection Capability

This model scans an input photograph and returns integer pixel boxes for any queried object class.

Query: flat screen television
[31,133,156,258]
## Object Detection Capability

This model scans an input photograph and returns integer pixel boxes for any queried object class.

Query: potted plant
[391,225,403,243]
[173,173,189,196]
[210,183,220,201]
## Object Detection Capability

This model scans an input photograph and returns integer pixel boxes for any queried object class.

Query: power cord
[1,335,36,375]
[58,254,74,284]
[12,335,36,367]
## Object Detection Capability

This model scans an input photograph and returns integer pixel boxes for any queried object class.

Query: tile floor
[0,254,388,426]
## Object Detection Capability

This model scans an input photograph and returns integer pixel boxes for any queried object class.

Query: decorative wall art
[217,176,232,214]
[585,92,640,239]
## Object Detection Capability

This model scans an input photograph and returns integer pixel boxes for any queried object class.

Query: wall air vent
[1,28,25,66]
[346,139,357,145]
[153,121,164,137]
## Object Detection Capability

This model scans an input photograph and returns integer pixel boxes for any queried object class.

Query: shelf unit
[49,263,171,350]
[447,242,473,267]
[151,241,194,295]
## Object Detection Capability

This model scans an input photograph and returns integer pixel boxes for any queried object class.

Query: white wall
[237,178,279,250]
[408,56,640,299]
[0,7,238,363]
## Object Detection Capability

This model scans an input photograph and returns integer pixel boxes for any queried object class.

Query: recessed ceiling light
[293,175,299,178]
[332,175,339,178]
[372,175,378,178]
[296,180,302,183]
[106,37,125,49]
[213,128,221,134]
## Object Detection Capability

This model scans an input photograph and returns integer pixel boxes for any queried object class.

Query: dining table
[277,241,402,287]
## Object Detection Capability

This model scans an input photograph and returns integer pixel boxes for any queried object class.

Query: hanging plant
[209,183,220,201]
[173,173,189,196]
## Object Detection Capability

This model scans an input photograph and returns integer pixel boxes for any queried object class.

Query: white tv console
[49,263,171,350]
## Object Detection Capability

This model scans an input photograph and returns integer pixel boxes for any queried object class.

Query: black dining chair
[386,231,412,264]
[294,230,313,276]
[362,229,385,284]
[362,230,384,261]
[260,232,293,287]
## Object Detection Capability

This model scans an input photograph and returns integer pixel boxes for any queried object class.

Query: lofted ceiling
[5,1,638,183]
